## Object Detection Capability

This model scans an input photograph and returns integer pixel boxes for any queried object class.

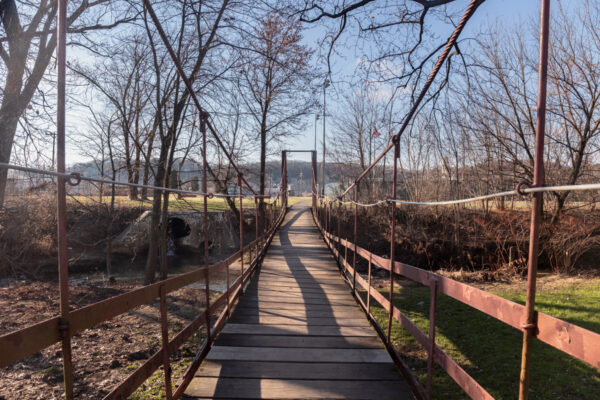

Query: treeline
[327,1,600,222]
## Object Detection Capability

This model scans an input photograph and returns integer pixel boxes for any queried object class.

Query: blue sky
[285,0,542,163]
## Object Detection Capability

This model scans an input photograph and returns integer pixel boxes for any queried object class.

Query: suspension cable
[338,0,484,200]
[314,182,600,208]
[0,162,264,199]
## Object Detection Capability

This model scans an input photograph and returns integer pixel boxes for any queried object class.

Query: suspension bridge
[184,201,413,399]
[1,0,599,398]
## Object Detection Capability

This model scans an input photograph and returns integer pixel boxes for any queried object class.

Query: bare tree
[458,0,600,220]
[72,35,155,200]
[329,85,384,197]
[142,0,233,284]
[0,0,134,207]
[238,11,316,219]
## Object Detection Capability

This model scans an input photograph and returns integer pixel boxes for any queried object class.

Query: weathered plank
[230,307,366,319]
[184,377,412,399]
[206,346,392,363]
[245,286,351,296]
[196,360,400,380]
[244,288,353,299]
[214,334,384,349]
[240,295,357,306]
[234,301,362,312]
[221,323,377,337]
[228,315,370,326]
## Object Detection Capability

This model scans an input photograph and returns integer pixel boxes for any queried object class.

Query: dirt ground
[0,281,215,399]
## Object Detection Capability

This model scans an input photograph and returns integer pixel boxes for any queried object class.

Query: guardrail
[312,205,600,400]
[0,199,287,399]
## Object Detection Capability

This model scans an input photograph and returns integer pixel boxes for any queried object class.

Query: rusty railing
[0,1,293,398]
[310,0,599,399]
[312,208,600,399]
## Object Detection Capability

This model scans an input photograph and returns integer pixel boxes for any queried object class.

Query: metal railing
[309,1,600,399]
[0,1,293,398]
[0,162,289,400]
[311,203,600,399]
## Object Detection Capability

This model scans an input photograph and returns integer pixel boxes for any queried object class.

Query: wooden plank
[234,301,362,311]
[250,281,347,289]
[259,272,341,278]
[253,279,346,288]
[184,377,413,399]
[254,277,343,285]
[214,334,384,349]
[249,291,351,299]
[230,307,366,319]
[221,324,376,337]
[246,286,350,296]
[196,360,399,380]
[229,315,370,326]
[244,294,356,306]
[206,346,393,363]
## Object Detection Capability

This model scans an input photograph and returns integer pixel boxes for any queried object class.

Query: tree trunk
[141,129,156,200]
[131,144,141,199]
[143,144,168,284]
[258,119,267,228]
[0,113,21,207]
[123,127,136,200]
[0,36,28,208]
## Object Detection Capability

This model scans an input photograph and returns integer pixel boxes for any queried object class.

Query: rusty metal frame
[2,119,288,400]
[1,0,577,398]
[1,0,292,397]
[313,220,600,400]
[307,1,560,399]
[519,1,551,399]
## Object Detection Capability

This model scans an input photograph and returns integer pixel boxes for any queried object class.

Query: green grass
[362,279,600,399]
[70,195,309,212]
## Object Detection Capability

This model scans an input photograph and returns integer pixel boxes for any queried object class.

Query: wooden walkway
[185,201,413,399]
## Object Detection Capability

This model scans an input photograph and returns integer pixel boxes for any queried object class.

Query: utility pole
[314,114,319,151]
[321,79,329,196]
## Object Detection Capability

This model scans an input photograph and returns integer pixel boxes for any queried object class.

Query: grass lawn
[70,195,309,212]
[361,277,600,399]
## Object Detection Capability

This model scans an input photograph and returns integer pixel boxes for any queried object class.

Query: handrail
[312,207,600,399]
[0,191,288,399]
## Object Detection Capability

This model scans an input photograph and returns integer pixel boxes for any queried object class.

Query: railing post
[56,1,74,397]
[312,150,317,213]
[159,283,173,399]
[238,174,244,288]
[282,151,287,209]
[326,201,330,233]
[519,1,550,398]
[387,141,399,343]
[344,238,348,275]
[337,200,342,263]
[201,115,212,340]
[353,184,359,292]
[367,252,372,313]
[255,196,259,267]
[426,278,438,400]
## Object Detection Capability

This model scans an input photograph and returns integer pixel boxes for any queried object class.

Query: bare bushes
[0,194,57,279]
[542,215,600,274]
[331,204,600,279]
[0,194,144,279]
